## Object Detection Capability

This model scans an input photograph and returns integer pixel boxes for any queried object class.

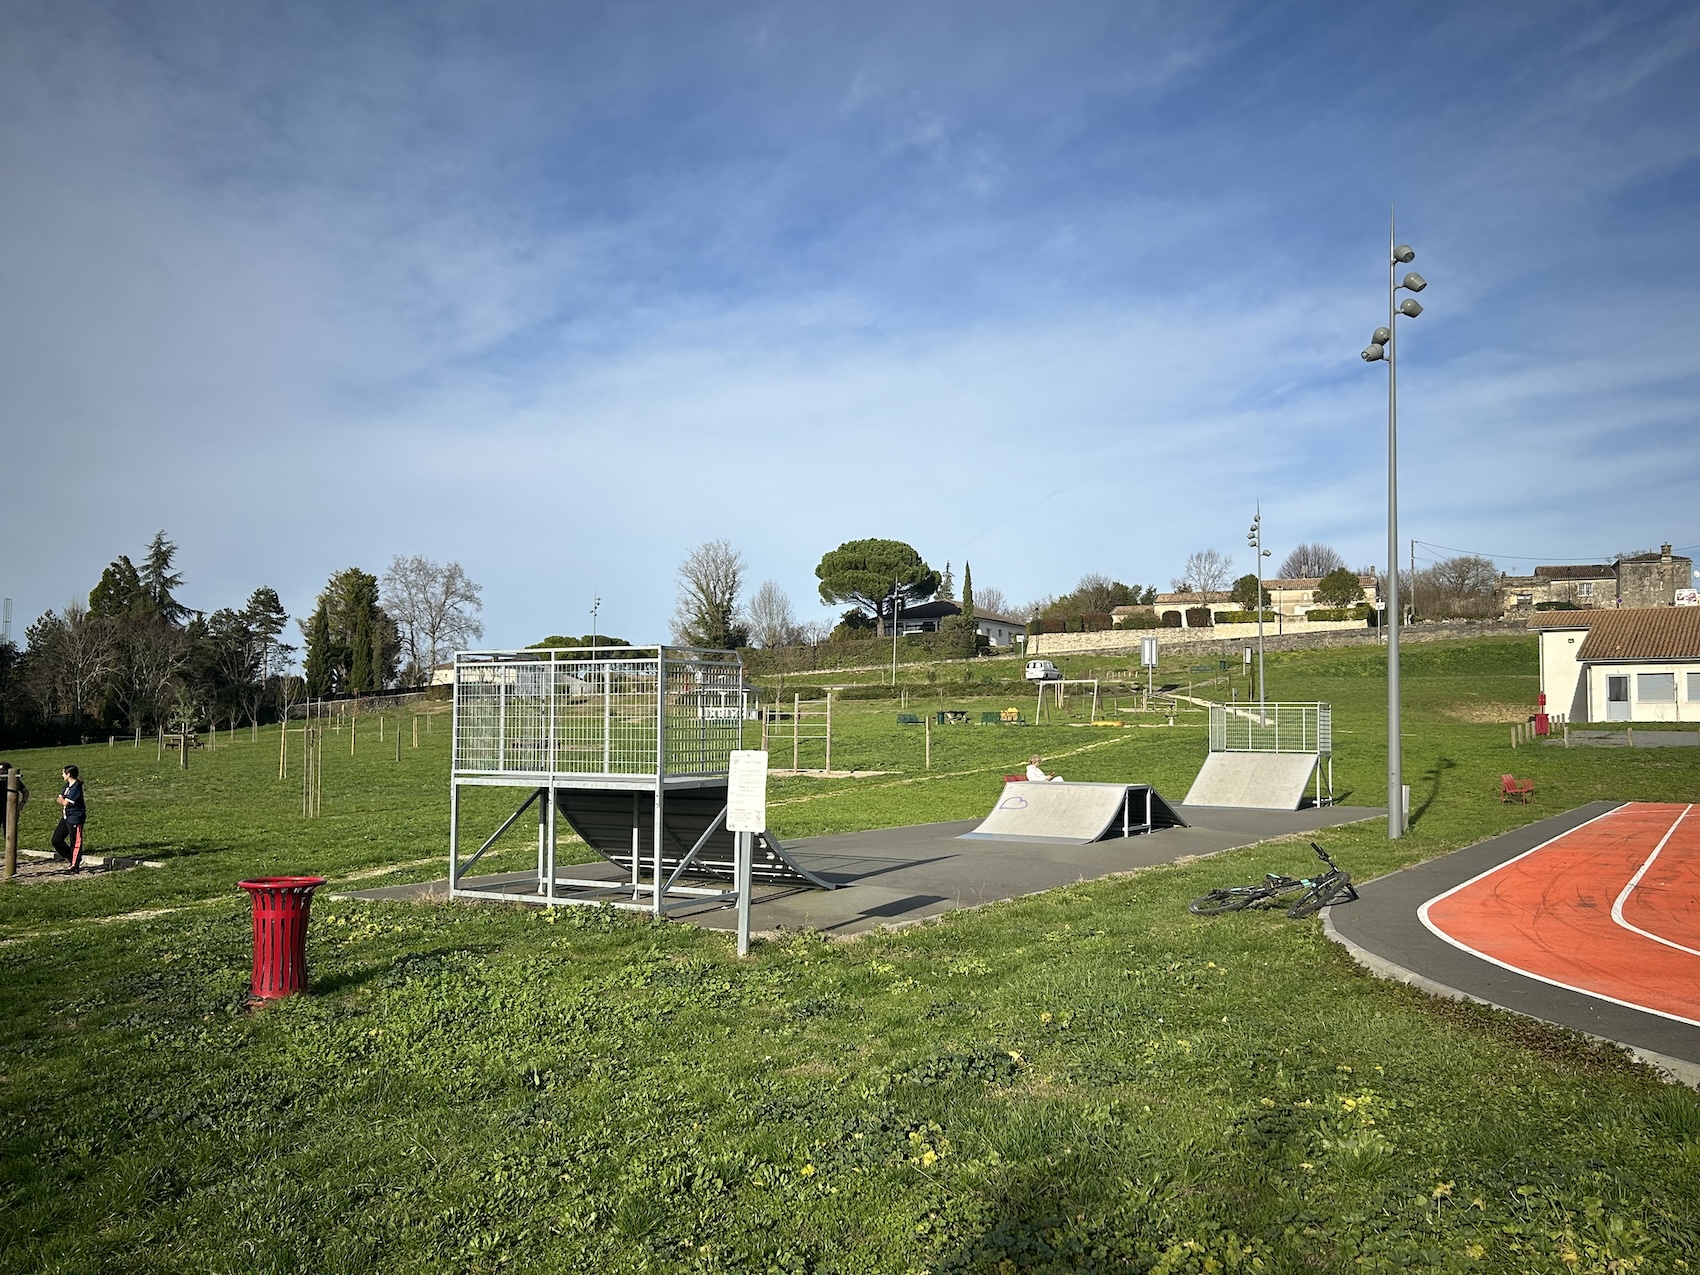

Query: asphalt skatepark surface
[343,803,1382,936]
[1326,802,1700,1080]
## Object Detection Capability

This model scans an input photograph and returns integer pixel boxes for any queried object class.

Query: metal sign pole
[736,831,752,957]
[727,749,768,958]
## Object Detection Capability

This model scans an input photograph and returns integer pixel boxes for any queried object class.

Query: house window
[1637,672,1676,703]
[1688,672,1700,701]
[1578,582,1593,598]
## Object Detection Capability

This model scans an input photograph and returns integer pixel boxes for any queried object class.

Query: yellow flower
[800,1164,816,1177]
[1432,1181,1454,1199]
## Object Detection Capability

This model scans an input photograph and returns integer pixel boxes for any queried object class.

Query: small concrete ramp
[959,782,1187,845]
[1184,753,1318,810]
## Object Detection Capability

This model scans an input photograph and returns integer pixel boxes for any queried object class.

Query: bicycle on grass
[1187,842,1358,919]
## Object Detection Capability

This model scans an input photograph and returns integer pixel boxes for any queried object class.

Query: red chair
[1500,774,1535,804]
[1003,774,1028,783]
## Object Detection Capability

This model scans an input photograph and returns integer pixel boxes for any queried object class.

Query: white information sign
[727,750,769,833]
[1140,636,1159,668]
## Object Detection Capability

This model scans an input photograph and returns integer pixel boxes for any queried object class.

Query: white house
[1531,608,1700,723]
[892,600,1025,648]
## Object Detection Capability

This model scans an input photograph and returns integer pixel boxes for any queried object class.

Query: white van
[1024,659,1062,682]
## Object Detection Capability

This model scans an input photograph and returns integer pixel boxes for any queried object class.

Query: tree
[1278,543,1346,579]
[1314,567,1365,608]
[938,562,956,602]
[961,562,974,620]
[304,604,335,697]
[1230,573,1272,610]
[300,568,396,694]
[104,618,188,733]
[88,556,152,620]
[1420,554,1499,618]
[1179,550,1233,597]
[673,540,749,649]
[140,530,190,625]
[747,580,800,649]
[975,585,1010,617]
[382,556,484,684]
[815,539,939,636]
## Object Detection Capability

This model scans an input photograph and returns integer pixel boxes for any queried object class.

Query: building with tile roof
[1531,606,1700,723]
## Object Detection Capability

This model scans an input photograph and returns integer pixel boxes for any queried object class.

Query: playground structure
[1185,702,1334,810]
[1034,678,1100,723]
[448,645,832,916]
[760,692,833,772]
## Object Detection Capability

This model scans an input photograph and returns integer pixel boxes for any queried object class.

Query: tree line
[0,534,482,745]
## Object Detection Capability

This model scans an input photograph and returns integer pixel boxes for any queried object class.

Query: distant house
[1530,607,1700,723]
[892,600,1025,648]
[1501,544,1693,614]
[1147,576,1380,629]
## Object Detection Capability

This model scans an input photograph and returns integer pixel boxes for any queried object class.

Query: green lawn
[3,637,1698,1273]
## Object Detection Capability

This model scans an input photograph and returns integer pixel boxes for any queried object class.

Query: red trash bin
[1534,713,1550,737]
[238,876,327,999]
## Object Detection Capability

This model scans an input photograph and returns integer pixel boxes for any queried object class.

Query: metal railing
[1209,702,1331,755]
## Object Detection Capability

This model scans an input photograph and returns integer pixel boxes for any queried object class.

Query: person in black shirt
[53,764,86,872]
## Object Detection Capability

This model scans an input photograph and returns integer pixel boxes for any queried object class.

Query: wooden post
[925,716,931,770]
[395,718,401,762]
[413,716,419,749]
[379,714,384,743]
[351,706,357,756]
[180,730,189,770]
[157,728,163,761]
[3,765,19,881]
[793,693,800,772]
[825,692,833,773]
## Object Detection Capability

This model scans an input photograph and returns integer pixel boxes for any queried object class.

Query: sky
[2,0,1698,650]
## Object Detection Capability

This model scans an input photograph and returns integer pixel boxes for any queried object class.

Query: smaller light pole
[590,596,601,647]
[890,577,901,686]
[1247,506,1271,722]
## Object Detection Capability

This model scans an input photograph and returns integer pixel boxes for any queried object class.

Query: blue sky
[3,1,1698,648]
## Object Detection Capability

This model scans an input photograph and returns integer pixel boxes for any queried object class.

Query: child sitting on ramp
[1026,755,1064,783]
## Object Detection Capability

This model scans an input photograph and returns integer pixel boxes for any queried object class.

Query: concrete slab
[1185,752,1319,809]
[341,803,1383,937]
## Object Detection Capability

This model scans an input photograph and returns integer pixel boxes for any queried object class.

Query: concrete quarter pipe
[1184,752,1319,811]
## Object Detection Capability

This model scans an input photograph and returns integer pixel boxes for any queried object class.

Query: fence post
[3,766,19,881]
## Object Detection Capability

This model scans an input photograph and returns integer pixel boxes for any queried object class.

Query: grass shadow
[1410,756,1456,827]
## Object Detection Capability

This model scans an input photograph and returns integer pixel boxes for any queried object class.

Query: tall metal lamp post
[1361,213,1428,839]
[1246,507,1271,722]
[590,596,601,647]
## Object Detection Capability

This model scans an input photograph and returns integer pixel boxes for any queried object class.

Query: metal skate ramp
[1184,752,1320,810]
[958,781,1187,845]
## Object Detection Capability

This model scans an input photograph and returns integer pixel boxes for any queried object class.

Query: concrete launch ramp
[959,782,1187,845]
[1184,752,1319,810]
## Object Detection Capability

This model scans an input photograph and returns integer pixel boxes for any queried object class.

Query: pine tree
[961,562,975,620]
[140,531,190,625]
[304,605,334,696]
[938,562,955,602]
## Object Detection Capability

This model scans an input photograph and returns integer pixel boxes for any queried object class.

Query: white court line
[1417,804,1700,1030]
[1611,804,1700,958]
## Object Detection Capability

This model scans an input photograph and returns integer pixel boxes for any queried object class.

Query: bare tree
[382,556,484,684]
[974,585,1011,617]
[1278,542,1346,579]
[747,580,800,648]
[673,539,749,649]
[1421,554,1500,618]
[1180,549,1234,597]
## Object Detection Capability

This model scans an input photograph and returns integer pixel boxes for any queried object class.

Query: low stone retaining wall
[1025,620,1527,660]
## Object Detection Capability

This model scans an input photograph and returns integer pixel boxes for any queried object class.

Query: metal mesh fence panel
[1208,702,1331,754]
[453,647,742,777]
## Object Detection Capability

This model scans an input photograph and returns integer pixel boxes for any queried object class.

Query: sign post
[1140,636,1159,711]
[726,750,769,957]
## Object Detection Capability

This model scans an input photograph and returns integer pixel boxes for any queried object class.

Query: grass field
[3,636,1699,1273]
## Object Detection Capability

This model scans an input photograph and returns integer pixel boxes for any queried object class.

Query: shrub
[1535,601,1581,611]
[1185,607,1214,628]
[1303,606,1374,623]
[1039,618,1067,634]
[1214,610,1272,625]
[1081,612,1112,632]
[1161,610,1184,628]
[1114,609,1160,629]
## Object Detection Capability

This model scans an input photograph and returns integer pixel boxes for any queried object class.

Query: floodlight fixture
[1373,327,1392,345]
[1401,271,1427,292]
[1393,244,1415,264]
[1398,298,1424,318]
[1362,344,1386,362]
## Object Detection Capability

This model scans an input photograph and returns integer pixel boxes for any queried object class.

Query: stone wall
[1024,619,1528,660]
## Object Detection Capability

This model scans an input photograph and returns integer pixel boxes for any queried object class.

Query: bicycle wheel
[1189,887,1273,916]
[1286,875,1355,919]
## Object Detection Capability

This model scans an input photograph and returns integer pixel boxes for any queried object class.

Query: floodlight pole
[1247,506,1270,724]
[1384,216,1404,838]
[590,596,601,648]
